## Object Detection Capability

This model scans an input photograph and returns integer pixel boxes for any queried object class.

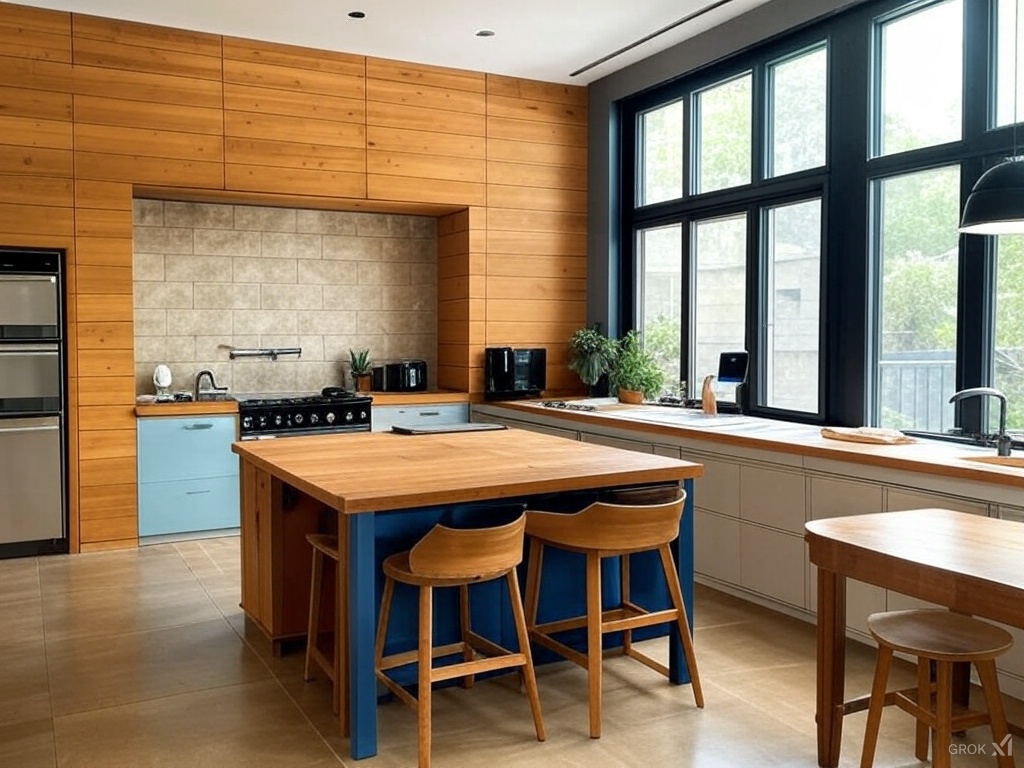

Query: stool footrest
[432,654,526,684]
[529,630,589,669]
[379,641,464,672]
[624,646,669,678]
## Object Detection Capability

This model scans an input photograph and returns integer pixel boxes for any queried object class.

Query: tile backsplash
[132,200,437,396]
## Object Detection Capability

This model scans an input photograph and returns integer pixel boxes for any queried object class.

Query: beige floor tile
[0,557,40,604]
[46,617,271,716]
[0,718,56,768]
[0,634,51,727]
[0,595,44,647]
[41,580,221,642]
[52,680,340,768]
[38,546,195,596]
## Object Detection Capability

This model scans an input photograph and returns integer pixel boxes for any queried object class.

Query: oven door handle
[183,423,214,431]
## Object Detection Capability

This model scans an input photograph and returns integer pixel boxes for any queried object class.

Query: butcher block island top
[231,427,703,514]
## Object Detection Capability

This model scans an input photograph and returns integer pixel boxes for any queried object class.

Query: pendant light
[960,3,1024,235]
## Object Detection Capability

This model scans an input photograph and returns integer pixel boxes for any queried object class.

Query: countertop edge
[136,402,239,417]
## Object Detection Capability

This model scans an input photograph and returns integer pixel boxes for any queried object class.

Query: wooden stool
[861,609,1015,768]
[375,514,545,768]
[523,489,704,739]
[304,533,344,722]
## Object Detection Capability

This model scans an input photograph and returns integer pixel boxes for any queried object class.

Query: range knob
[310,413,320,425]
[242,416,253,429]
[294,413,304,425]
[345,410,354,422]
[258,415,268,428]
[274,414,283,426]
[359,409,367,420]
[326,412,336,424]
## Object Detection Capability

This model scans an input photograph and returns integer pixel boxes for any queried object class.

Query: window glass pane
[876,165,961,430]
[996,0,1024,127]
[993,235,1024,432]
[877,0,962,156]
[692,214,747,399]
[640,101,684,205]
[768,46,828,177]
[695,74,752,194]
[639,225,683,389]
[765,199,821,411]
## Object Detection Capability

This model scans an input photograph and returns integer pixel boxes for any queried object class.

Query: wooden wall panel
[0,3,70,62]
[223,36,365,199]
[367,58,485,206]
[485,75,588,396]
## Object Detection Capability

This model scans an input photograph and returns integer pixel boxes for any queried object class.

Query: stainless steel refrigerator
[0,248,67,557]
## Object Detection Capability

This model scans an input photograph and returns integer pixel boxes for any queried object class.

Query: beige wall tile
[133,226,193,255]
[133,309,166,337]
[232,309,299,336]
[234,206,296,233]
[164,202,234,230]
[294,361,343,390]
[193,283,260,310]
[135,282,192,310]
[297,335,325,361]
[259,284,322,310]
[323,235,382,261]
[410,263,436,286]
[133,253,165,282]
[193,336,238,362]
[164,255,232,284]
[260,232,321,260]
[384,285,435,312]
[296,210,358,236]
[353,213,390,237]
[357,262,382,285]
[380,263,411,286]
[297,310,357,336]
[384,334,436,361]
[132,200,163,226]
[134,335,196,364]
[232,257,296,284]
[323,284,382,311]
[193,229,260,257]
[382,238,436,263]
[165,309,233,337]
[297,259,357,285]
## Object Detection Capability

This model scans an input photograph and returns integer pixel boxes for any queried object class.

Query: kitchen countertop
[477,399,1024,490]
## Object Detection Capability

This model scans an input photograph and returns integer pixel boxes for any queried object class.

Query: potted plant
[568,323,617,396]
[349,348,372,392]
[610,330,664,404]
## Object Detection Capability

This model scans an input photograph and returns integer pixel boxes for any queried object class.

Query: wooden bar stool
[304,533,344,723]
[523,490,703,739]
[861,609,1015,768]
[375,513,545,768]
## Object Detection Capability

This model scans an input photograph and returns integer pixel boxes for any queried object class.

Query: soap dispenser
[701,374,718,415]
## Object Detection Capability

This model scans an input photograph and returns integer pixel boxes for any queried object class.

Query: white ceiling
[15,0,772,84]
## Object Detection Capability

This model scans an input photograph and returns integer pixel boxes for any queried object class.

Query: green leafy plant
[610,330,665,399]
[349,348,372,376]
[568,323,617,387]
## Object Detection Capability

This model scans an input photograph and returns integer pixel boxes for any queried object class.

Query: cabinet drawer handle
[419,411,441,417]
[186,489,211,495]
[184,423,214,430]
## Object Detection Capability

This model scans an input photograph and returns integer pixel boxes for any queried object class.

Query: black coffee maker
[484,347,546,400]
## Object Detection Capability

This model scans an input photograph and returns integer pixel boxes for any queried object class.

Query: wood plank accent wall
[0,0,587,552]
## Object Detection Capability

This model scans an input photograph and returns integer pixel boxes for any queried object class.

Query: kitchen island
[232,427,703,760]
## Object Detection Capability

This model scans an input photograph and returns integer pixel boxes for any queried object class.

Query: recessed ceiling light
[475,29,495,37]
[348,11,365,19]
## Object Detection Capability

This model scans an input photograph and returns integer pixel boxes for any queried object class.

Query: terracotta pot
[354,374,372,393]
[617,388,644,404]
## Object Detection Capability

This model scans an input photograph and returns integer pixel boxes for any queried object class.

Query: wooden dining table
[805,508,1024,767]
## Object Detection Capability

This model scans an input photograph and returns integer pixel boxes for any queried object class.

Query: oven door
[0,344,61,415]
[0,275,60,340]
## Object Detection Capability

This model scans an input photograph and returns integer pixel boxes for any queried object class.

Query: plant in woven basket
[610,330,664,401]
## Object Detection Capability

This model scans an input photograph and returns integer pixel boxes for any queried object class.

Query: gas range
[237,390,372,439]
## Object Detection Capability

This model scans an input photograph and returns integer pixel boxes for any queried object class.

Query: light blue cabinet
[137,416,239,537]
[371,403,469,432]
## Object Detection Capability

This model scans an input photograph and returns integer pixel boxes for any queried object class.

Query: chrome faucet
[949,387,1012,457]
[193,369,228,401]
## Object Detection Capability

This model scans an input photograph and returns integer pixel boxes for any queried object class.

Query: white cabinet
[808,476,883,519]
[372,403,468,432]
[687,453,740,518]
[886,488,988,516]
[694,509,740,585]
[740,464,805,533]
[580,432,653,453]
[740,524,805,608]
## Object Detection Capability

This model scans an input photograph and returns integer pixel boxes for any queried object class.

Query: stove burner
[541,400,597,412]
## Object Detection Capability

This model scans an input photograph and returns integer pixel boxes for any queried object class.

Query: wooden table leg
[816,567,846,768]
[337,521,350,738]
[669,479,694,685]
[348,512,377,760]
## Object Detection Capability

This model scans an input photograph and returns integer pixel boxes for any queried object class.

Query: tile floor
[1,536,1019,767]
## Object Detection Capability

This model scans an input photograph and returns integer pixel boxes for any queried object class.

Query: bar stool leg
[524,539,543,630]
[915,658,930,761]
[621,554,632,655]
[658,544,704,707]
[375,576,395,669]
[586,551,603,739]
[507,568,546,742]
[459,584,475,689]
[933,661,953,768]
[418,584,433,768]
[304,548,323,682]
[976,660,1015,768]
[859,645,893,768]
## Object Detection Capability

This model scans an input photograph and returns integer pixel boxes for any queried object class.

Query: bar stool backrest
[527,496,686,553]
[409,513,527,579]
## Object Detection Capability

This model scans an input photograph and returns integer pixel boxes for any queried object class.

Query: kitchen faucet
[193,369,228,401]
[948,387,1012,457]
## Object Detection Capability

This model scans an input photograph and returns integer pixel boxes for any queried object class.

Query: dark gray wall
[586,0,863,336]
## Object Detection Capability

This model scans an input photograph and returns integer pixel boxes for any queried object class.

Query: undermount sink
[961,455,1024,469]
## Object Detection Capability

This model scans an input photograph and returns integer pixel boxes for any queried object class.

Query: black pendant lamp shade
[960,158,1024,235]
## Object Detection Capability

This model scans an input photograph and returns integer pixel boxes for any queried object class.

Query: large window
[621,0,1022,430]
